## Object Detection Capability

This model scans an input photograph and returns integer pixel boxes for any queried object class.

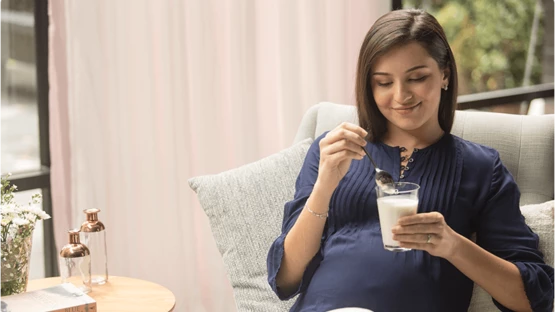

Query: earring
[442,85,448,91]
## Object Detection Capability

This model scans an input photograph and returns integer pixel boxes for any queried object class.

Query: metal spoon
[361,147,394,189]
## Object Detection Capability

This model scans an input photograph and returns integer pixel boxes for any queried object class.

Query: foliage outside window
[404,0,545,95]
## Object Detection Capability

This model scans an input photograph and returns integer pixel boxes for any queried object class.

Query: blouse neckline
[377,132,449,153]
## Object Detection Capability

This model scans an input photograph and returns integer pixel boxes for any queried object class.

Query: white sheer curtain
[48,1,388,310]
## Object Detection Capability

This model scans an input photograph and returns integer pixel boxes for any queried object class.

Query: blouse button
[400,174,405,179]
[408,158,414,163]
[405,166,410,171]
[400,147,407,152]
[413,148,419,152]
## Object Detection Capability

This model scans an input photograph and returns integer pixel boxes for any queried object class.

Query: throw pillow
[468,200,554,312]
[188,138,313,312]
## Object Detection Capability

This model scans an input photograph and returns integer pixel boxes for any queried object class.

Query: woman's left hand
[391,211,461,259]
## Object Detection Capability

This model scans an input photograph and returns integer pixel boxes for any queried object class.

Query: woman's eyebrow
[372,65,428,76]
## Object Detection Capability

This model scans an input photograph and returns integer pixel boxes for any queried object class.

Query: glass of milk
[376,182,420,252]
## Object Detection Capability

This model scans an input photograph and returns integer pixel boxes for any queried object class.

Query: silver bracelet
[306,205,329,219]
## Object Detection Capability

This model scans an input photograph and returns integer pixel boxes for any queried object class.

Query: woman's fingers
[328,149,365,162]
[341,122,368,140]
[397,242,429,250]
[330,127,367,147]
[316,122,368,188]
[392,233,438,244]
[391,223,444,234]
[397,211,444,226]
[391,211,460,259]
[317,122,368,190]
[321,123,367,148]
[336,122,368,139]
[322,139,366,157]
[319,123,368,164]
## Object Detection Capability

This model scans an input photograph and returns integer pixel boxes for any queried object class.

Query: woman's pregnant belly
[296,224,473,312]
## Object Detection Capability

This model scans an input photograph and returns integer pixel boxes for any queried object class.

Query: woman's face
[370,42,449,134]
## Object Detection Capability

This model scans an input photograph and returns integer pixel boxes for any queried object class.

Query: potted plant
[1,173,51,296]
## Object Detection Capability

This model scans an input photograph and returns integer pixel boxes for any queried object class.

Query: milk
[377,197,418,251]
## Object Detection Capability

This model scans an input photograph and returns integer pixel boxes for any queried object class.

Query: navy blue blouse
[267,133,554,312]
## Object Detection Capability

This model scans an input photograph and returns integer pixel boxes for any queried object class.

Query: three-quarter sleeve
[267,134,327,300]
[476,152,554,311]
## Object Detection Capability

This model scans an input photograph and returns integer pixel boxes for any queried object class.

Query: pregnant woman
[267,9,554,312]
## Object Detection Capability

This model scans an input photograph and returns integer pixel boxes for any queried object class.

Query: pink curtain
[48,1,388,310]
[48,0,73,260]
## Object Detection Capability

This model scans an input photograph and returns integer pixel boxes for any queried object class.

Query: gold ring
[426,234,432,244]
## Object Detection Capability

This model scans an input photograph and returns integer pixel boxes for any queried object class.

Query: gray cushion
[294,102,554,206]
[188,139,312,312]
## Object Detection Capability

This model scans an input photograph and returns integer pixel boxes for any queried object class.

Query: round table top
[27,276,175,312]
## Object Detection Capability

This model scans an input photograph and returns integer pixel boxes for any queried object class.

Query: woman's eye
[409,76,428,82]
[376,82,392,87]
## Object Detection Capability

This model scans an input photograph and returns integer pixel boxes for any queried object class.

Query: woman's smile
[393,102,421,115]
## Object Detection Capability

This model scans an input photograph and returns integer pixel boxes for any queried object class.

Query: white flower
[25,206,51,220]
[40,211,51,220]
[2,212,13,221]
[33,210,50,220]
[1,174,51,252]
[20,206,33,213]
[24,213,37,222]
[12,217,29,226]
[1,204,16,214]
[15,206,25,214]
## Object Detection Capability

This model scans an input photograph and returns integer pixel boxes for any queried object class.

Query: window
[2,0,40,172]
[402,0,554,114]
[1,0,56,277]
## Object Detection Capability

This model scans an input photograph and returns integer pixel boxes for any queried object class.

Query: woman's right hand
[316,122,368,194]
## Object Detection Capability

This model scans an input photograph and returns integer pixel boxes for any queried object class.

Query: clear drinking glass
[376,182,420,252]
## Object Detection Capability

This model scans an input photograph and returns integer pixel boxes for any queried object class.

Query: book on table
[1,282,97,312]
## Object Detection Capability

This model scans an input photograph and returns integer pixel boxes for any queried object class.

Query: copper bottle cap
[80,208,106,232]
[60,229,90,258]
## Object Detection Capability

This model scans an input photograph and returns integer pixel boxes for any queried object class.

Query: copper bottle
[59,229,92,293]
[80,208,108,285]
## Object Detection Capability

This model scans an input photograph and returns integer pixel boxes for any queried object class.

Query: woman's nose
[393,85,413,104]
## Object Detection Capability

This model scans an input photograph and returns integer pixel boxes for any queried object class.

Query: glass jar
[80,208,108,285]
[59,229,92,293]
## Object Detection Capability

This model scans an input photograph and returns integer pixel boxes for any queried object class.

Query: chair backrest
[293,102,554,205]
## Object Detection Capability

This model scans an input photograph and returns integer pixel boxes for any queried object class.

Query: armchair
[189,102,553,311]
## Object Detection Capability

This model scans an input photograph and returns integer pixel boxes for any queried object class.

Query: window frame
[7,0,58,277]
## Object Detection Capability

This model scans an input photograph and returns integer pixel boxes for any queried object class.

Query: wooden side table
[27,276,175,312]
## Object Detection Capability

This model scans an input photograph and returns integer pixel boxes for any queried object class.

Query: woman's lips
[393,102,421,115]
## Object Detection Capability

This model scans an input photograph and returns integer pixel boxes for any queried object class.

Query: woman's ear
[442,68,451,85]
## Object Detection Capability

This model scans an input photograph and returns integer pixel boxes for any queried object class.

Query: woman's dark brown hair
[355,9,458,142]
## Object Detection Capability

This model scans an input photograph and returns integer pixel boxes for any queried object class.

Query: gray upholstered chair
[189,102,554,312]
